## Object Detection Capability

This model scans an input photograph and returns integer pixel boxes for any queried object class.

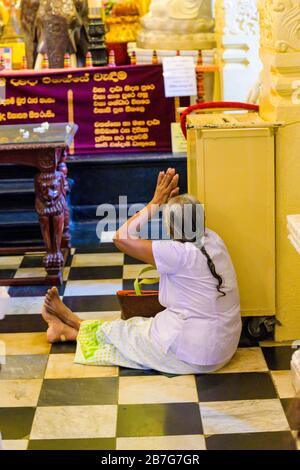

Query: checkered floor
[0,243,299,450]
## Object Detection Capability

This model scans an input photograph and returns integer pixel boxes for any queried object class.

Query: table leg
[35,170,66,283]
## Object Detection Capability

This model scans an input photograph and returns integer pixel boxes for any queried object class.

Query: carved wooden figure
[35,169,66,269]
[0,123,77,286]
[57,150,72,249]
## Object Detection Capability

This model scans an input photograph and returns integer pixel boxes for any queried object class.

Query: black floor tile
[281,398,300,431]
[0,355,48,380]
[50,342,77,354]
[124,255,144,265]
[119,367,170,377]
[122,280,159,291]
[28,438,116,450]
[0,407,35,439]
[19,253,72,268]
[0,314,47,333]
[206,431,297,450]
[262,347,294,370]
[68,266,123,281]
[38,378,118,406]
[117,403,203,437]
[75,244,120,254]
[0,269,16,279]
[20,256,44,268]
[8,283,65,298]
[63,295,120,312]
[196,372,277,402]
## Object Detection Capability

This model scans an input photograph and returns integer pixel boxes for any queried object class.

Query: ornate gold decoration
[258,0,300,52]
[217,0,259,37]
[105,0,141,43]
[1,0,23,42]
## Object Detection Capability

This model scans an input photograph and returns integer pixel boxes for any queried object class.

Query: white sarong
[74,317,225,375]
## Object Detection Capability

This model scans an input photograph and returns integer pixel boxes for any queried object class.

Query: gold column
[259,0,300,341]
[0,0,25,69]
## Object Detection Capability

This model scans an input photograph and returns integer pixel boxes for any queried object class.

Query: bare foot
[42,307,78,343]
[44,287,81,330]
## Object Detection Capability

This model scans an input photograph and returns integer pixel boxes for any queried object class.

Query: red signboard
[0,64,179,155]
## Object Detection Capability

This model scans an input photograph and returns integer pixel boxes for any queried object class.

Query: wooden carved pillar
[34,148,67,282]
[215,0,261,101]
[258,0,300,341]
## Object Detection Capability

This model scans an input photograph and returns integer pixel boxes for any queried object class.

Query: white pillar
[215,0,261,102]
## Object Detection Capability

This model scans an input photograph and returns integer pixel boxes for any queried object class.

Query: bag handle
[134,266,160,296]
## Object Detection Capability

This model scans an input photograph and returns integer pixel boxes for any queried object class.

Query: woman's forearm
[114,169,179,243]
[112,169,179,264]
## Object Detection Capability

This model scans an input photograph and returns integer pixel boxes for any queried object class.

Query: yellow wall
[273,125,300,341]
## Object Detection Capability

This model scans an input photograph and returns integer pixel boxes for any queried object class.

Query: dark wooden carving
[0,142,72,285]
[20,0,89,69]
[20,0,40,69]
[35,170,66,272]
[57,149,71,249]
[87,17,107,66]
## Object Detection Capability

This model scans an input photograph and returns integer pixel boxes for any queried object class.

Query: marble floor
[0,242,299,450]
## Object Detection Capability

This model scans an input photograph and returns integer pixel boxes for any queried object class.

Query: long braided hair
[200,245,225,297]
[164,194,226,297]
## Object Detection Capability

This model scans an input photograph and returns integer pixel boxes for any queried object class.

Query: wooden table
[0,123,78,286]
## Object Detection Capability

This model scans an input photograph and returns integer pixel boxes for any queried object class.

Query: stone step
[0,178,35,211]
[0,209,42,247]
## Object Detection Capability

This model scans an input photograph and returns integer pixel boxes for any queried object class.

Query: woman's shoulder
[154,239,200,250]
[152,239,189,274]
[205,228,225,245]
[205,229,230,256]
[153,239,186,252]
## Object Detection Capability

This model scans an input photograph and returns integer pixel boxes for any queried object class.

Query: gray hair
[163,194,226,297]
[163,194,205,248]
